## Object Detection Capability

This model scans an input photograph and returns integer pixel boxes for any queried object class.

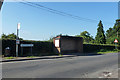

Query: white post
[16,23,20,57]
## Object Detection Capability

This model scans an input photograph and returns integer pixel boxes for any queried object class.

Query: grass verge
[58,54,63,56]
[97,49,119,54]
[4,57,16,59]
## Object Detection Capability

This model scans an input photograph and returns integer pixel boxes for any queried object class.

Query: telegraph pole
[16,23,20,57]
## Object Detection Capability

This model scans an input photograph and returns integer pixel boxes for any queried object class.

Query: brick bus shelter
[53,35,83,54]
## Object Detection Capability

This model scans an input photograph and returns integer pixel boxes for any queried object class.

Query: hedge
[2,39,120,56]
[2,40,54,56]
[83,43,120,53]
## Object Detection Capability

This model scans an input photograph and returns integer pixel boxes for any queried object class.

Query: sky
[1,2,118,41]
[4,0,120,2]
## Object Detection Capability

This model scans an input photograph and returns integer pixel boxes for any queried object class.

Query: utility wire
[19,0,113,24]
[20,2,93,22]
[25,1,98,22]
[20,2,68,17]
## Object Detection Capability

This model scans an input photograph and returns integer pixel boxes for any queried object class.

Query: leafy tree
[48,37,54,42]
[1,33,23,40]
[106,27,116,44]
[95,20,106,44]
[1,33,7,39]
[76,31,94,43]
[7,33,17,39]
[106,28,113,38]
[106,19,120,45]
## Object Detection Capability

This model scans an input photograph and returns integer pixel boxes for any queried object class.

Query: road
[2,53,118,78]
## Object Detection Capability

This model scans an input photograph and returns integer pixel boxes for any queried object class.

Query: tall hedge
[2,40,54,56]
[2,40,119,56]
[83,44,120,53]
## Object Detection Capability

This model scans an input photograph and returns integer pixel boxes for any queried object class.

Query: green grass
[4,57,16,59]
[97,49,119,54]
[58,54,63,56]
[97,51,118,54]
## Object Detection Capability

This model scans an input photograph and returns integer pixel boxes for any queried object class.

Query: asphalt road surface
[2,53,118,78]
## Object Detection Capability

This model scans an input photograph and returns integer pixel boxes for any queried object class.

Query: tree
[1,33,7,39]
[48,34,69,42]
[106,19,120,44]
[7,33,17,39]
[48,36,54,42]
[95,20,106,44]
[106,28,113,38]
[1,33,23,40]
[76,31,94,43]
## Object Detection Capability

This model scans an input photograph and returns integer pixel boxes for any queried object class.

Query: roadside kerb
[1,55,77,63]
